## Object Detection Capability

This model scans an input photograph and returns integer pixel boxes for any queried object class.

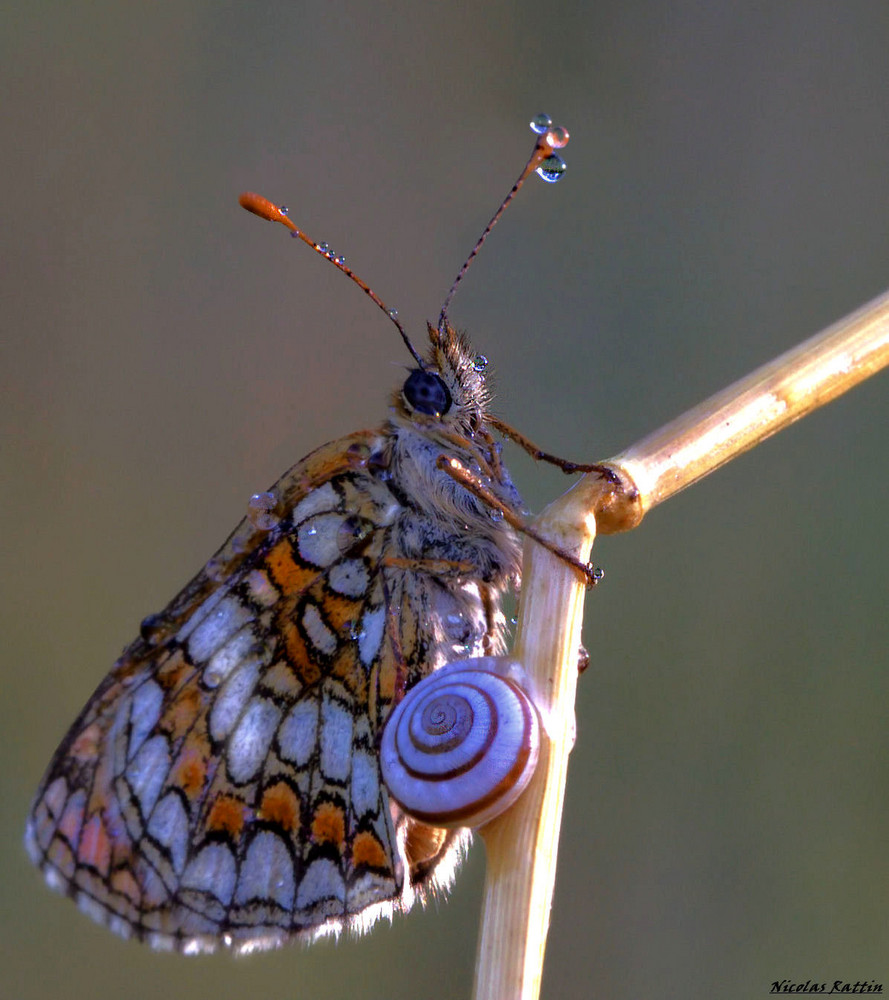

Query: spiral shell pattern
[380,658,540,829]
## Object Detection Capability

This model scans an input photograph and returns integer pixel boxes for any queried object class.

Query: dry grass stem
[472,474,612,1000]
[469,287,889,999]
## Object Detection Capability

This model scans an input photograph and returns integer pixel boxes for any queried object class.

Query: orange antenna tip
[239,190,424,367]
[239,192,296,233]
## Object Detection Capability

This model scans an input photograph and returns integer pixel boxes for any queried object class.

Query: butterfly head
[394,323,491,437]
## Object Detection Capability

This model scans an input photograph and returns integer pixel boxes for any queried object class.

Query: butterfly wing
[26,430,462,953]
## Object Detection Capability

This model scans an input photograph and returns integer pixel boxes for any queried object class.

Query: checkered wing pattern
[25,430,468,954]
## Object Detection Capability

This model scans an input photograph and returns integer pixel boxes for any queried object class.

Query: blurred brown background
[3,4,888,999]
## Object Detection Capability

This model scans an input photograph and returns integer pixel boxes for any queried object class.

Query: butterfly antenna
[239,191,426,369]
[437,114,570,334]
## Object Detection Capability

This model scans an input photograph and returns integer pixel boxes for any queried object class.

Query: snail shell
[380,657,540,829]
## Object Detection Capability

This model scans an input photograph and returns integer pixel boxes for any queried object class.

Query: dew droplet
[139,612,166,644]
[510,616,519,626]
[334,255,346,265]
[387,307,398,319]
[545,126,569,149]
[490,509,504,522]
[279,205,289,215]
[443,611,472,643]
[536,155,567,183]
[473,354,488,372]
[337,514,373,553]
[204,666,224,689]
[247,491,280,531]
[206,557,227,582]
[345,441,371,467]
[529,113,553,134]
[316,242,329,252]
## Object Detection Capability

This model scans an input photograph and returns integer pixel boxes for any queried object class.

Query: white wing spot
[209,660,259,743]
[235,831,295,909]
[203,627,257,689]
[77,893,110,928]
[187,597,253,663]
[302,602,337,656]
[297,857,345,909]
[320,696,352,783]
[328,559,369,598]
[226,697,282,784]
[278,701,319,767]
[182,843,237,905]
[358,605,385,667]
[125,735,170,818]
[297,513,347,568]
[350,750,380,817]
[43,776,68,821]
[128,680,164,761]
[147,792,189,875]
[175,586,227,643]
[291,482,339,525]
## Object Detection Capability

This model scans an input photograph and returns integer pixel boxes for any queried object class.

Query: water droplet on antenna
[546,126,569,149]
[529,113,553,134]
[536,155,567,183]
[473,355,488,372]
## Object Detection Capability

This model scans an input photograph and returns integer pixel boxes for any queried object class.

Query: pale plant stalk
[472,288,889,1000]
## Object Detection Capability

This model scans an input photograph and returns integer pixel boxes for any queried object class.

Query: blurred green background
[3,4,888,999]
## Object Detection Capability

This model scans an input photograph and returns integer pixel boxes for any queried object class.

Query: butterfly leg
[488,415,621,481]
[435,455,602,588]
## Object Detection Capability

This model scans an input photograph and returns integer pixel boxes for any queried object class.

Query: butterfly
[25,116,600,954]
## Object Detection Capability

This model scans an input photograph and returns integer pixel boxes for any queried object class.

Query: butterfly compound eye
[403,370,452,416]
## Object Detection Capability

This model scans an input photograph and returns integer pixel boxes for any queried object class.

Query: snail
[380,657,541,829]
